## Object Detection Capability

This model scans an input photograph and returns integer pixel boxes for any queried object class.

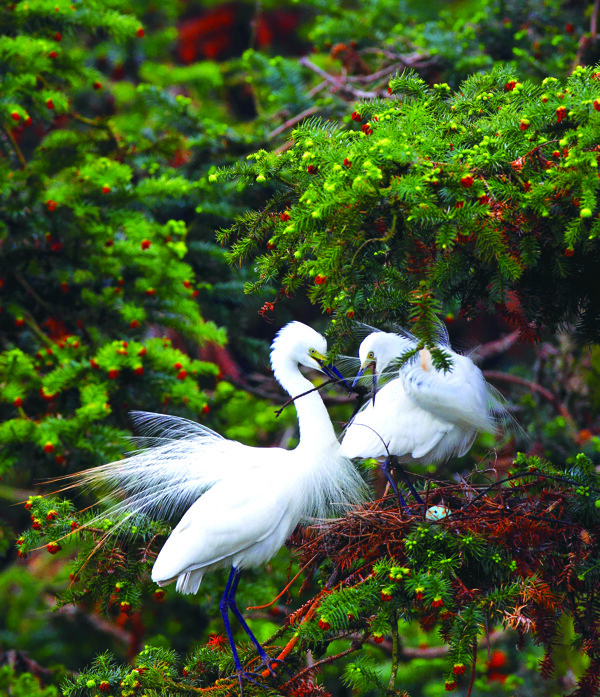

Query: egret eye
[367,351,375,360]
[308,348,317,356]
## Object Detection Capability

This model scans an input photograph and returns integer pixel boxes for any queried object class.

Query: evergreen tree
[3,0,600,695]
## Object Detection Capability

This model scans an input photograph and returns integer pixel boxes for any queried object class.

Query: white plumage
[68,321,366,684]
[340,329,505,492]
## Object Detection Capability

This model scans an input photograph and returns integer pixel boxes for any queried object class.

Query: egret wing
[151,474,293,583]
[63,411,255,523]
[340,379,452,460]
[401,355,496,433]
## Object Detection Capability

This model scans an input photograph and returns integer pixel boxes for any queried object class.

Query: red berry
[307,164,318,174]
[93,81,102,90]
[372,633,384,644]
[70,520,78,530]
[565,23,575,34]
[101,185,111,194]
[46,99,54,110]
[565,247,574,257]
[108,368,119,379]
[177,369,187,380]
[46,510,58,520]
[519,120,529,130]
[24,501,32,511]
[445,680,457,691]
[55,454,66,465]
[43,442,55,454]
[31,519,42,530]
[48,51,58,59]
[460,175,473,188]
[280,212,291,221]
[60,282,69,293]
[98,681,111,693]
[173,362,183,370]
[136,27,145,38]
[134,365,144,375]
[362,124,373,135]
[154,589,165,602]
[343,158,351,168]
[524,181,532,192]
[351,111,362,122]
[315,274,326,285]
[478,194,489,205]
[14,397,23,407]
[144,288,155,296]
[10,111,20,121]
[347,310,354,318]
[183,280,192,288]
[202,404,210,414]
[46,199,57,211]
[556,106,567,123]
[318,617,330,630]
[432,596,444,608]
[129,320,140,328]
[90,358,99,369]
[453,663,466,676]
[504,81,517,91]
[594,100,600,112]
[381,590,392,602]
[54,32,62,41]
[192,289,199,297]
[120,601,132,615]
[388,86,392,94]
[141,239,151,250]
[14,317,24,327]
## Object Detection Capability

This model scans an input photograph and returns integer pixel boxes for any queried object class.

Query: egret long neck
[274,359,337,449]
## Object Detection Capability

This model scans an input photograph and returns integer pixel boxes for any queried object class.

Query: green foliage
[3,0,600,695]
[223,64,600,345]
[0,666,59,697]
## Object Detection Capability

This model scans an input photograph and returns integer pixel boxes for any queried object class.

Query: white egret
[339,328,505,505]
[72,321,366,690]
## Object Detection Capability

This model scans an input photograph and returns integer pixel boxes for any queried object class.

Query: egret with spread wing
[71,321,366,690]
[340,328,506,505]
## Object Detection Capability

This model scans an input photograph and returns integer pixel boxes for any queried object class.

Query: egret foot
[382,456,409,510]
[232,668,263,697]
[256,656,293,678]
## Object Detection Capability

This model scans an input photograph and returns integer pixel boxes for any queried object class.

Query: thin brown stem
[282,639,363,688]
[388,610,400,689]
[3,125,27,168]
[465,638,478,697]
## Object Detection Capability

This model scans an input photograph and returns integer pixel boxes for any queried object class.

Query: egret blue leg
[382,457,408,508]
[391,457,424,505]
[219,568,260,694]
[227,569,291,678]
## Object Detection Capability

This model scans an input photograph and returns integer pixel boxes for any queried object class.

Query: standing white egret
[72,321,366,690]
[340,328,504,505]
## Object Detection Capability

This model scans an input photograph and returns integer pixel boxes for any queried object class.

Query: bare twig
[2,125,27,168]
[476,330,520,359]
[299,57,382,99]
[268,105,321,140]
[483,370,577,434]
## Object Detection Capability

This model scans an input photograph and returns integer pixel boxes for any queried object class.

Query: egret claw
[258,656,293,678]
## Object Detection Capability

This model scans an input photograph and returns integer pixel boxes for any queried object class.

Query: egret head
[271,321,328,372]
[353,332,415,395]
[358,332,412,376]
